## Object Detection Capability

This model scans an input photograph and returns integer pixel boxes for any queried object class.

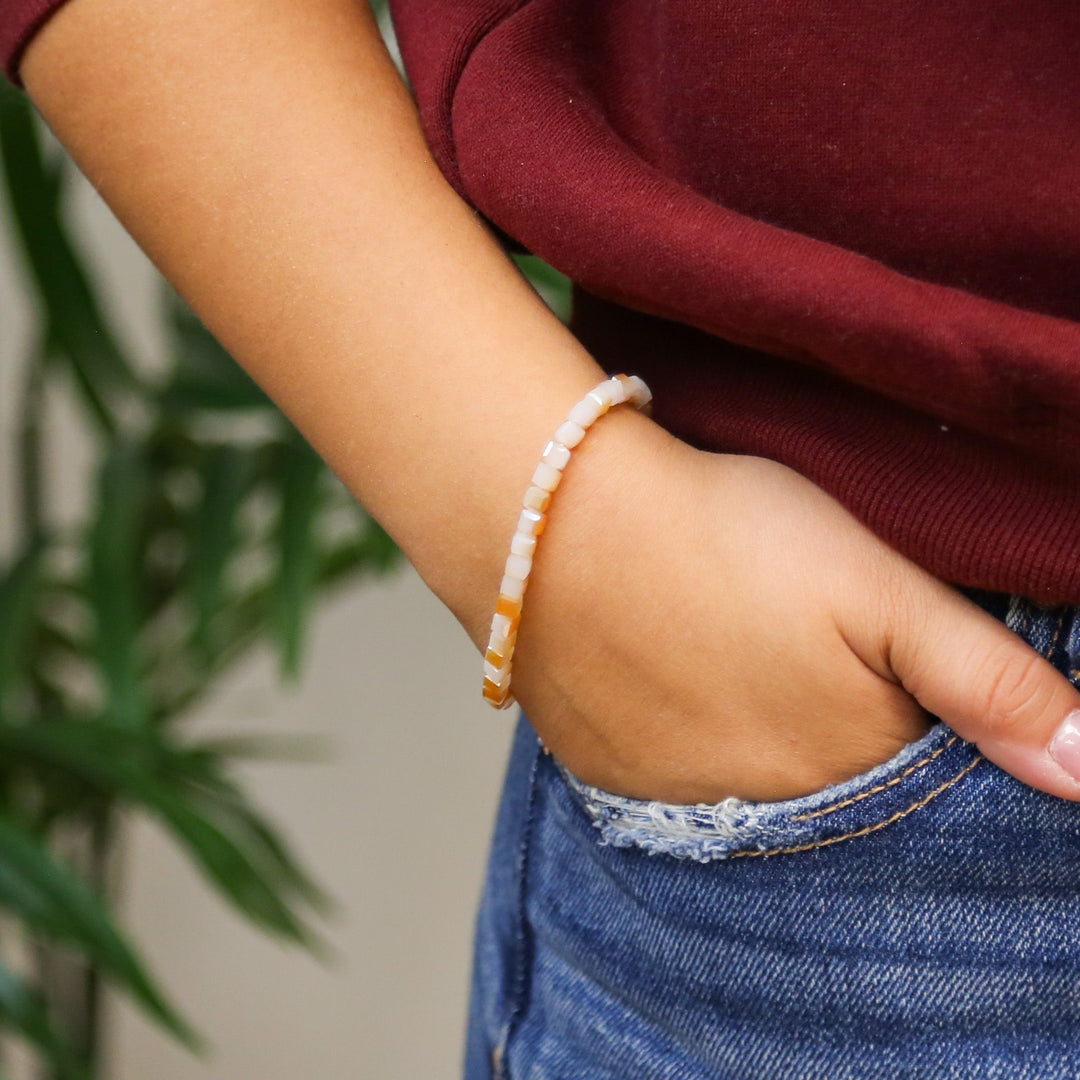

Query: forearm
[18,0,675,647]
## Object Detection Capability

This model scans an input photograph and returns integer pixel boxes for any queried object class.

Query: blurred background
[0,3,569,1076]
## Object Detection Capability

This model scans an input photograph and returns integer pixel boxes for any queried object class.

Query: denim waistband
[957,584,1080,682]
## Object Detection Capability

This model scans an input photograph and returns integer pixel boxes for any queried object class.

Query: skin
[18,0,1080,804]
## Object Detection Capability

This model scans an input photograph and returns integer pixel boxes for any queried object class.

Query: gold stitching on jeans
[1047,609,1066,657]
[791,735,961,821]
[729,755,985,859]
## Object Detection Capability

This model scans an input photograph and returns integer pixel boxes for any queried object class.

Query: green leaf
[0,96,140,433]
[213,797,338,919]
[192,731,334,764]
[161,289,271,412]
[0,723,333,955]
[127,778,332,955]
[0,812,202,1054]
[512,253,573,324]
[272,433,324,679]
[160,747,339,918]
[0,541,43,709]
[94,726,337,917]
[0,957,92,1080]
[87,445,148,729]
[187,444,252,657]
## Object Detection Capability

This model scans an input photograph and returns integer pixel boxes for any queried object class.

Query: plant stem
[83,802,121,1075]
[32,804,119,1080]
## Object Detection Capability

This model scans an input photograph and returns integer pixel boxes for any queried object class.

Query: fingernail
[1047,709,1080,782]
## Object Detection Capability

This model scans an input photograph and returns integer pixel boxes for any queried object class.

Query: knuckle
[973,644,1050,741]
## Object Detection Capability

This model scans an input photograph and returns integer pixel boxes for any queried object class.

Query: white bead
[587,388,612,410]
[510,532,537,558]
[531,461,562,492]
[606,376,628,404]
[490,632,515,657]
[491,612,513,638]
[500,573,525,600]
[541,440,571,470]
[484,659,511,684]
[505,553,531,581]
[523,485,551,512]
[555,420,586,449]
[568,396,602,428]
[626,375,652,408]
[517,508,544,536]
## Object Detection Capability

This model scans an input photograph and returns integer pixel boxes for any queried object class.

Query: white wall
[1,120,514,1080]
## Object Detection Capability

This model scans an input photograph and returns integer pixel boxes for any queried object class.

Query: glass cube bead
[517,508,545,537]
[500,573,525,601]
[555,420,586,449]
[496,593,521,618]
[568,396,602,428]
[523,486,552,513]
[510,532,537,558]
[541,440,571,470]
[532,461,563,492]
[505,553,532,581]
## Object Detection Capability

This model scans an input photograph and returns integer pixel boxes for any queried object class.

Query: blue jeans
[463,587,1080,1079]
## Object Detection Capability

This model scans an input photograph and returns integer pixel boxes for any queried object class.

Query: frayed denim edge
[555,721,958,862]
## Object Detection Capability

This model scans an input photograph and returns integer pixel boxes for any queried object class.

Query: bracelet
[482,373,653,710]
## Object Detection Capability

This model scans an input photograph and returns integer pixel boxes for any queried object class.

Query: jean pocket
[551,719,984,862]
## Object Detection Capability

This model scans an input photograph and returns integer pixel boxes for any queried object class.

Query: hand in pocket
[504,417,1080,805]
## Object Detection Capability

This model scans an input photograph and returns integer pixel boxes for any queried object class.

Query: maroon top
[6,1,1080,603]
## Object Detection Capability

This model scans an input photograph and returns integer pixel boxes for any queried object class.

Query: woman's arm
[17,0,675,647]
[18,0,1080,804]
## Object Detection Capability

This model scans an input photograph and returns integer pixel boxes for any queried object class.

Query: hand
[503,416,1080,804]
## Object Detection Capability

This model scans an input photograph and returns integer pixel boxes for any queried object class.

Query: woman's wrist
[456,397,688,679]
[476,375,663,707]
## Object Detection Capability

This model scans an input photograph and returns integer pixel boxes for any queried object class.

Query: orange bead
[496,594,521,619]
[483,680,511,705]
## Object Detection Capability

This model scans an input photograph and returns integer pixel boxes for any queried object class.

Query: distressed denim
[463,586,1080,1079]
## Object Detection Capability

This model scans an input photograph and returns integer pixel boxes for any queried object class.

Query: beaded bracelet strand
[482,373,653,709]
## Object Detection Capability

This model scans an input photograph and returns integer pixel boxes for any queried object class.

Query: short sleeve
[2,0,76,89]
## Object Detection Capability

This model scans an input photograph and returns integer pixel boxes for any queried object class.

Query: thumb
[886,580,1080,801]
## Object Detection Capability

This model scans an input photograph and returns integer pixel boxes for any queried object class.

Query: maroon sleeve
[2,0,75,88]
